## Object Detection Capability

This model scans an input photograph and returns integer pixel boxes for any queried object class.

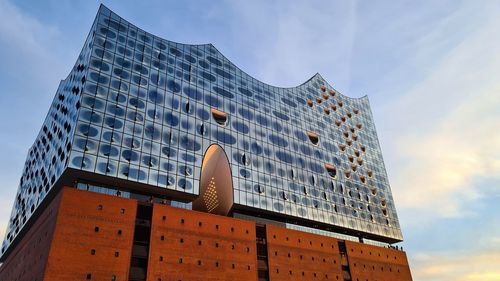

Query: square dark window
[94,227,99,232]
[86,273,92,279]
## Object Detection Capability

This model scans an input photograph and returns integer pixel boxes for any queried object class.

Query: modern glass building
[0,6,411,281]
[1,4,403,259]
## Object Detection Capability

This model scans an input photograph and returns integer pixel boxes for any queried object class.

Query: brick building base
[0,187,412,281]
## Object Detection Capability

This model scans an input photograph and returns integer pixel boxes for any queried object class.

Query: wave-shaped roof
[98,4,367,101]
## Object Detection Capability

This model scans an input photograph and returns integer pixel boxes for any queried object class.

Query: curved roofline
[99,4,367,101]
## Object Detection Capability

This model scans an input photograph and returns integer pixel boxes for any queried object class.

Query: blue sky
[1,1,499,280]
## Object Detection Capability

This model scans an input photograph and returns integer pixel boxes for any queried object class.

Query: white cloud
[0,0,60,70]
[382,3,500,221]
[411,241,500,281]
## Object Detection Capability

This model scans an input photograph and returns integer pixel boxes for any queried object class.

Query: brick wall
[43,187,137,281]
[147,205,258,281]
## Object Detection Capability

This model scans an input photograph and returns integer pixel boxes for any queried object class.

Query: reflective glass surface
[2,4,402,257]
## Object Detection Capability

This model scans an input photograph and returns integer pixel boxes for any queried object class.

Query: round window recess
[338,101,344,107]
[346,140,352,146]
[307,100,314,107]
[211,108,228,126]
[322,93,329,100]
[341,116,346,122]
[343,131,349,138]
[357,158,363,165]
[184,166,193,176]
[324,163,337,178]
[307,131,319,146]
[310,175,316,186]
[320,85,326,92]
[197,123,207,136]
[367,171,373,178]
[352,135,358,141]
[323,192,329,200]
[381,199,387,207]
[241,153,250,166]
[360,145,366,153]
[331,105,337,111]
[183,101,189,114]
[354,150,360,157]
[281,192,289,200]
[353,108,359,114]
[370,188,377,196]
[347,112,352,118]
[324,108,330,115]
[359,175,366,183]
[349,127,355,133]
[257,185,265,194]
[335,120,341,127]
[329,90,336,96]
[316,97,322,104]
[351,165,357,172]
[356,123,363,129]
[348,156,354,163]
[345,171,351,179]
[338,144,346,152]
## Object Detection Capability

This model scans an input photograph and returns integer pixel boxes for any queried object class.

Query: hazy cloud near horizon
[0,1,499,280]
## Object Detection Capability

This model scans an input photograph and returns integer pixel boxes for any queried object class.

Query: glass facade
[2,4,402,258]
